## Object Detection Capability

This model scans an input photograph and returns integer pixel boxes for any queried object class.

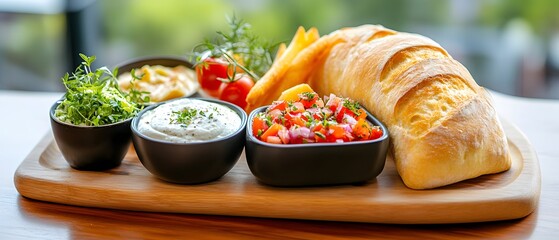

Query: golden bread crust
[246,24,511,189]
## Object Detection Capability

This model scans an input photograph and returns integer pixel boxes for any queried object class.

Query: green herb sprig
[171,108,215,127]
[342,98,362,116]
[127,69,151,104]
[171,108,199,126]
[192,14,276,81]
[54,54,148,126]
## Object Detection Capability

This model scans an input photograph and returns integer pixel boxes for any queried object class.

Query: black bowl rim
[131,97,248,145]
[114,55,195,73]
[50,100,133,128]
[246,105,389,148]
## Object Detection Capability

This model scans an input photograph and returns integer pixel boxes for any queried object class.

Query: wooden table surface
[1,90,557,239]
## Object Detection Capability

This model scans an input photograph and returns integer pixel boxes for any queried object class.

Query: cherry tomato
[196,57,229,97]
[218,74,254,109]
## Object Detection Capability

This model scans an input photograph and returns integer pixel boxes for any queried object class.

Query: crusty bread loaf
[247,25,511,189]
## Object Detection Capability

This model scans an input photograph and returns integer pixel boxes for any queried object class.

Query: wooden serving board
[14,119,540,224]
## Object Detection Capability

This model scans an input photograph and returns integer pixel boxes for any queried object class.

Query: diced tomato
[335,107,347,123]
[292,117,306,127]
[268,109,282,121]
[255,91,382,144]
[314,128,328,143]
[329,125,346,139]
[326,133,338,142]
[312,123,323,132]
[353,118,372,140]
[266,136,282,144]
[336,112,343,123]
[290,102,305,113]
[284,112,294,119]
[325,94,340,110]
[337,106,361,123]
[290,137,304,144]
[299,92,318,108]
[285,113,305,127]
[345,131,354,142]
[269,101,287,112]
[252,117,268,137]
[357,108,367,120]
[369,126,383,140]
[312,112,322,120]
[346,106,358,118]
[260,123,284,141]
[329,105,336,112]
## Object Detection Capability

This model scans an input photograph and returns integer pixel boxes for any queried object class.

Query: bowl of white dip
[131,97,246,184]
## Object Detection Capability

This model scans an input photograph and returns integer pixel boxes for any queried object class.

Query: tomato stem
[220,50,259,82]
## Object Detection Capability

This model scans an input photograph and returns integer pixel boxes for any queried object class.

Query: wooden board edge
[13,120,542,224]
[496,117,541,219]
[14,132,54,200]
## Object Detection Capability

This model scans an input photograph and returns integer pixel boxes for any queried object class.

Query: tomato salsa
[252,92,383,144]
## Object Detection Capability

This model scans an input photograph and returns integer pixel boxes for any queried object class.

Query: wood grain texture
[14,194,538,240]
[13,119,540,224]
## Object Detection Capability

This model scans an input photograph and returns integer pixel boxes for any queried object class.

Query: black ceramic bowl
[50,101,132,170]
[131,98,247,184]
[115,55,199,99]
[245,106,390,187]
[116,55,194,73]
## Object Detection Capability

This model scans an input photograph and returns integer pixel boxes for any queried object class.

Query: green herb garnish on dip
[138,99,240,143]
[55,54,149,126]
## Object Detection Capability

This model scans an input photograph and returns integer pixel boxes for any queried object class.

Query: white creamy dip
[137,99,241,143]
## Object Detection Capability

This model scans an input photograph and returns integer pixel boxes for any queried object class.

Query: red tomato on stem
[196,57,229,97]
[218,74,254,109]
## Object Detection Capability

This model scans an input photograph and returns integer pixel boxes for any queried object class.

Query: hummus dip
[137,99,241,143]
[118,65,199,102]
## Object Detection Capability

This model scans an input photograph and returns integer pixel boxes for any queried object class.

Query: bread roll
[247,25,512,189]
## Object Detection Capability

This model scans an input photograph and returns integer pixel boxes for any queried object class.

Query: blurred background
[1,0,559,98]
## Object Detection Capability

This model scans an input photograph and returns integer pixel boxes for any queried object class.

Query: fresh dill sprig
[192,14,276,81]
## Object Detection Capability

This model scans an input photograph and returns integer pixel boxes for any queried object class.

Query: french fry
[275,26,318,64]
[274,43,286,62]
[246,27,321,112]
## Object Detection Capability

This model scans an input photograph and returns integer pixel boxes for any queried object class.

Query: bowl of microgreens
[50,54,149,170]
